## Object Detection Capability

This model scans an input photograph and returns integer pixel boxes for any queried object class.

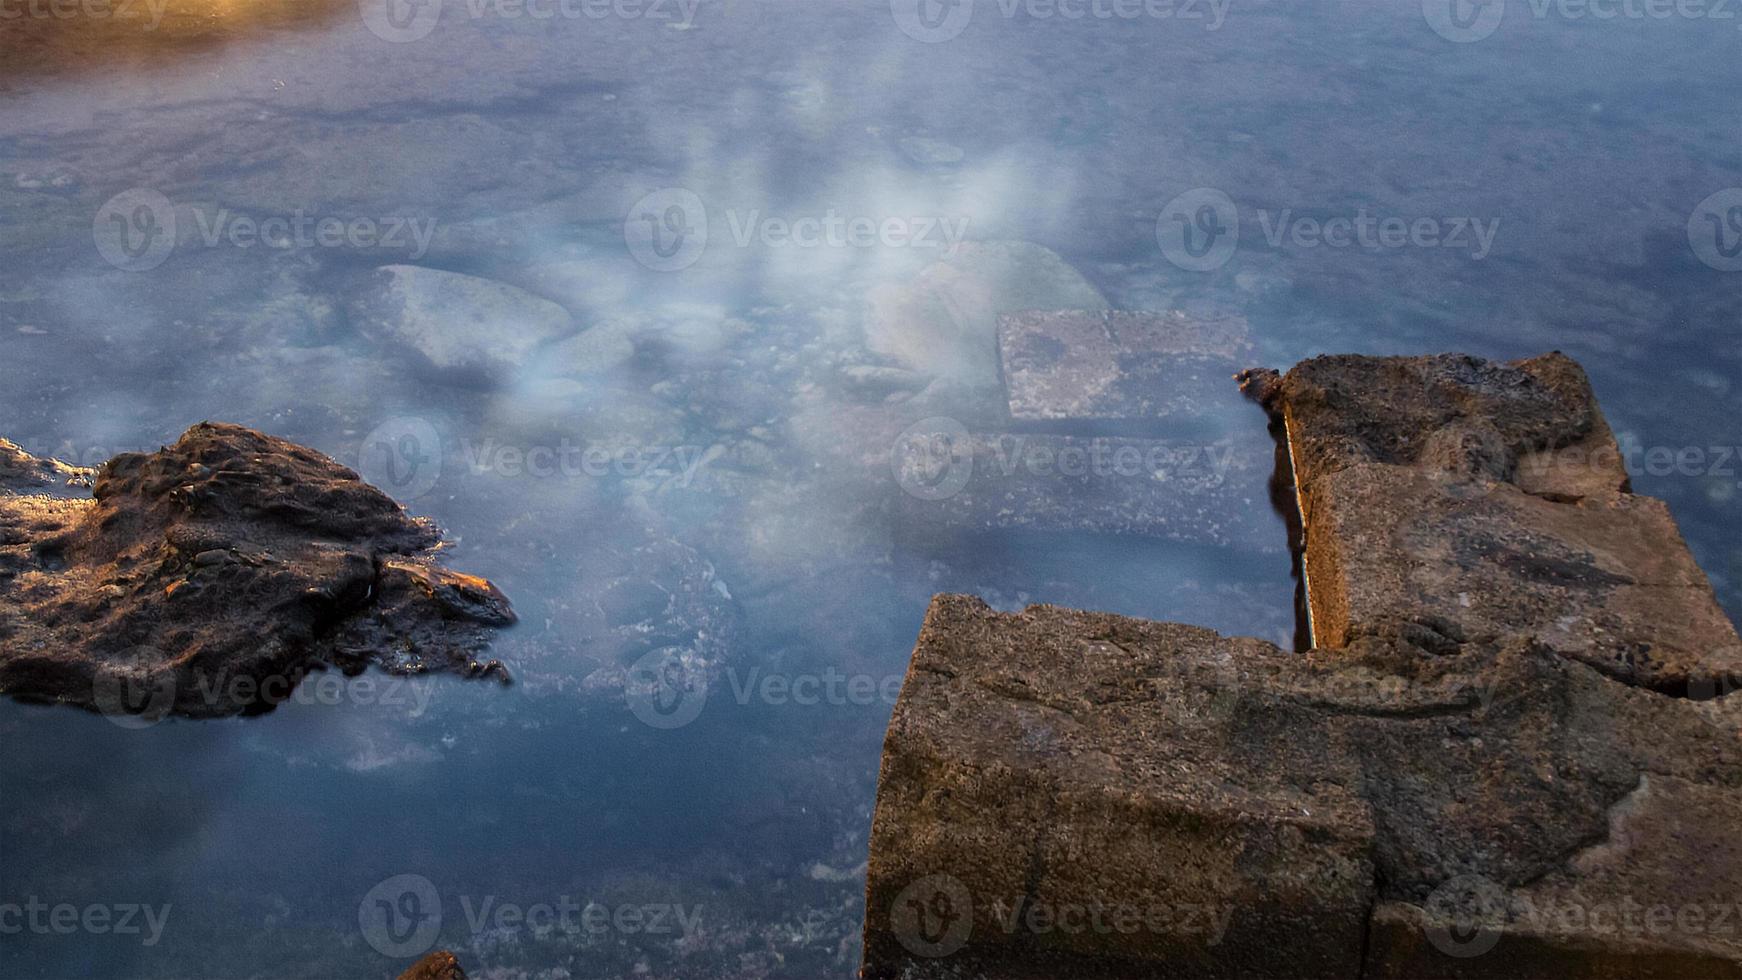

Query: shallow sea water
[1,2,1739,977]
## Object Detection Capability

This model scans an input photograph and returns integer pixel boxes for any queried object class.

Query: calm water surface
[2,2,1739,977]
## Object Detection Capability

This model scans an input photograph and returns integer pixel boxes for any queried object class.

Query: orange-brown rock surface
[0,423,514,720]
[864,352,1742,979]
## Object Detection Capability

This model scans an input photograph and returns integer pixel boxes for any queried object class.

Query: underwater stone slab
[0,424,514,720]
[891,432,1280,552]
[864,241,1107,385]
[349,264,574,387]
[1248,352,1742,692]
[862,596,1742,978]
[998,310,1255,421]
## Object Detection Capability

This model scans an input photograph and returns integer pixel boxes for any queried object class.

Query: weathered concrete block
[1257,352,1742,692]
[868,350,1742,979]
[997,310,1255,422]
[863,596,1376,979]
[863,597,1742,979]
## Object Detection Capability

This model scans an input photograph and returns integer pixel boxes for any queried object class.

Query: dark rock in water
[0,423,515,720]
[1263,352,1741,693]
[397,950,468,980]
[998,310,1255,422]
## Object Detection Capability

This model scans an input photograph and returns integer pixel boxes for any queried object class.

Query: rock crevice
[864,352,1742,979]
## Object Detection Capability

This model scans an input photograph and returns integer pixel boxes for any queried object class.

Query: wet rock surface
[0,437,93,496]
[865,597,1742,979]
[0,423,515,719]
[866,352,1742,979]
[396,950,469,980]
[1256,352,1742,693]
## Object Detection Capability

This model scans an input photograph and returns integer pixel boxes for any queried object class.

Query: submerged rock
[864,241,1107,384]
[0,423,515,720]
[898,135,966,167]
[998,310,1255,421]
[349,264,574,387]
[893,432,1280,552]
